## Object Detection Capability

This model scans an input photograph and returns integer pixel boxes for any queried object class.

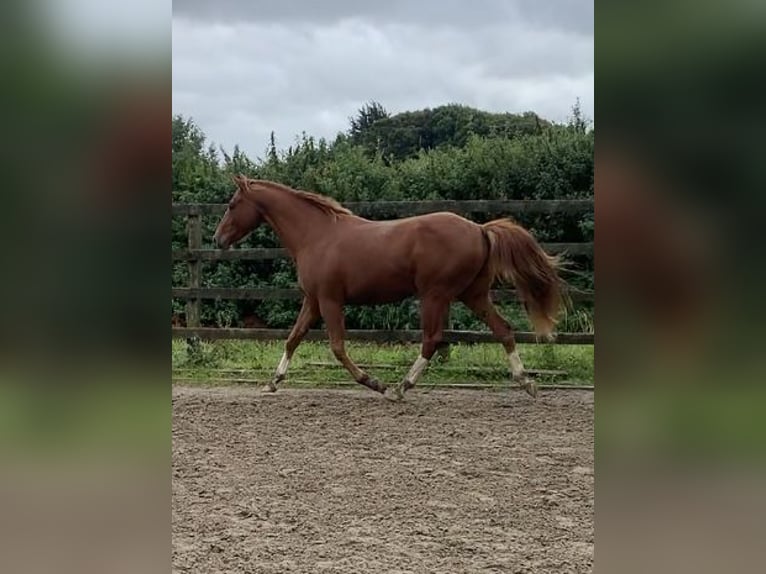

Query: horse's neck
[256,189,334,257]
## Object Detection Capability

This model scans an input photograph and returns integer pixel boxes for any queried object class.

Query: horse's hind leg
[265,297,320,392]
[319,299,386,395]
[385,296,450,401]
[460,292,538,398]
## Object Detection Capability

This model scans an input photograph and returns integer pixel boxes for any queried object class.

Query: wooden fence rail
[173,327,594,345]
[172,198,594,346]
[171,287,595,303]
[172,242,592,262]
[172,198,594,217]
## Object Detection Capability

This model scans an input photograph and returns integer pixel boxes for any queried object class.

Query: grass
[0,370,168,455]
[172,339,594,388]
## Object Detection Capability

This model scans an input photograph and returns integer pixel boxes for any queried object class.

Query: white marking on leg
[406,355,429,385]
[509,350,524,379]
[275,351,290,378]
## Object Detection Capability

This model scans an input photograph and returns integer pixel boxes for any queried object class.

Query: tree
[349,101,389,140]
[349,104,550,160]
[568,98,591,134]
[172,115,205,155]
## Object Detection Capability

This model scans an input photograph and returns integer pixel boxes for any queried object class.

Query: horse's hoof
[522,379,539,399]
[383,385,404,402]
[261,381,278,393]
[512,373,538,398]
[365,377,386,395]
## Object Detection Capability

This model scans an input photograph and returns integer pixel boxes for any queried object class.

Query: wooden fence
[172,198,594,345]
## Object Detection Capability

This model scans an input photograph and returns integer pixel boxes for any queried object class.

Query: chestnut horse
[214,176,563,401]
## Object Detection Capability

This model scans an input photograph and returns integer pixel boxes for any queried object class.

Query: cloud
[172,1,593,158]
[173,0,592,34]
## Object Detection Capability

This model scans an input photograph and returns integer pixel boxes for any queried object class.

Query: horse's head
[213,175,265,249]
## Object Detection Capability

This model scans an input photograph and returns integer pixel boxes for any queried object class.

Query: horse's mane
[255,180,352,218]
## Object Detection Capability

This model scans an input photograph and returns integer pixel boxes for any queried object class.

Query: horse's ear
[231,174,248,189]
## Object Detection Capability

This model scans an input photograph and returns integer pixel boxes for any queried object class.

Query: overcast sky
[172,0,593,159]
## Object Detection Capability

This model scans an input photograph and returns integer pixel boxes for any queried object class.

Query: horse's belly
[346,287,415,305]
[344,268,416,305]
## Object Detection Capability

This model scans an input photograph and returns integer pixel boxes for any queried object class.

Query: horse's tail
[482,219,564,337]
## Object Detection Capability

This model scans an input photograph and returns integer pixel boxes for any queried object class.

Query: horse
[213,175,563,401]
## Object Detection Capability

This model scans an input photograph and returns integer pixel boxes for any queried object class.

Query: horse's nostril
[215,233,230,250]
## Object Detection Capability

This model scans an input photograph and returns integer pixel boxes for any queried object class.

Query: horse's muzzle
[213,234,229,250]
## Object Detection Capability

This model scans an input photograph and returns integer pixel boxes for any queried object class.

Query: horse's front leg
[319,299,387,395]
[263,297,319,392]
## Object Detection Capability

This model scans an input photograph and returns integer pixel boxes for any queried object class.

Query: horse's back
[347,211,482,261]
[306,212,486,303]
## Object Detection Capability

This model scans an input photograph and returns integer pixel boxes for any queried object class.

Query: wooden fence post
[186,210,202,359]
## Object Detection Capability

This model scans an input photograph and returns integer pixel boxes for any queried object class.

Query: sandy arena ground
[172,385,593,573]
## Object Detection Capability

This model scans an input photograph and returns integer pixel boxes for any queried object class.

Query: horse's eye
[228,203,235,210]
